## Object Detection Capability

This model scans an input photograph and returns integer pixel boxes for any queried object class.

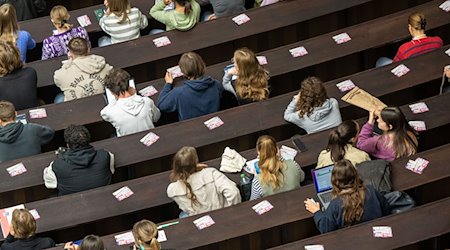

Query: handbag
[238,170,254,201]
[383,191,416,214]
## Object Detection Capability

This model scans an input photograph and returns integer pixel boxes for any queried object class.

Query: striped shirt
[99,7,148,44]
[393,36,443,62]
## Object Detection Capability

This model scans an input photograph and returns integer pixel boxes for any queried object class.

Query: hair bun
[420,19,427,30]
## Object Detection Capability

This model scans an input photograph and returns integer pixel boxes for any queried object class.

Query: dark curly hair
[296,76,328,117]
[64,124,90,149]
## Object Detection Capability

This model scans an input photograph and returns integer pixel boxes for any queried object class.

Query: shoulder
[328,98,339,107]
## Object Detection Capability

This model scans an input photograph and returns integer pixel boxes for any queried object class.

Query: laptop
[311,164,334,210]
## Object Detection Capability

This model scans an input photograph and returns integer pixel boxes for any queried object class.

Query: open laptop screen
[312,165,334,193]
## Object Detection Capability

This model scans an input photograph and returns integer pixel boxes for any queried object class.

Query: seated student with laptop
[304,159,390,233]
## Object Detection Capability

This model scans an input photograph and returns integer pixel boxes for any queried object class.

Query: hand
[197,163,208,168]
[444,65,450,78]
[128,87,136,95]
[64,242,78,250]
[304,198,320,213]
[227,67,238,76]
[165,71,174,84]
[207,14,217,21]
[163,0,172,5]
[293,94,300,102]
[368,109,376,125]
[104,7,111,15]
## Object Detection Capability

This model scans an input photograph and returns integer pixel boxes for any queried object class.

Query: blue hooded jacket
[157,76,223,121]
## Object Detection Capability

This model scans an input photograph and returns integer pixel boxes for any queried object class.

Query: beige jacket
[54,54,112,101]
[316,144,371,168]
[167,167,241,216]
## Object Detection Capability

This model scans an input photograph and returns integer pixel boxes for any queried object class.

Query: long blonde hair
[132,220,160,250]
[257,135,284,190]
[234,48,269,102]
[50,5,73,30]
[0,4,18,43]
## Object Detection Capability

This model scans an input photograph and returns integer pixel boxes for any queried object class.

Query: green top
[150,0,201,31]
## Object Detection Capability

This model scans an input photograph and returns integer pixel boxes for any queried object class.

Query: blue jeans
[376,57,393,68]
[179,211,188,218]
[98,36,112,47]
[54,92,65,103]
[149,29,165,35]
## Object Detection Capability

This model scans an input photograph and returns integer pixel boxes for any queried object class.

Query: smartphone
[291,135,307,152]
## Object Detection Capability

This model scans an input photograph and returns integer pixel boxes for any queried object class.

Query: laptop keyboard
[320,192,333,204]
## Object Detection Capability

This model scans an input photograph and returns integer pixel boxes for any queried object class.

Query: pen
[157,221,179,229]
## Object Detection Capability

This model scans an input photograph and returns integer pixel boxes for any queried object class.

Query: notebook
[311,164,334,210]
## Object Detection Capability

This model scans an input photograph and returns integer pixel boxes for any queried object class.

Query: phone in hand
[291,135,307,152]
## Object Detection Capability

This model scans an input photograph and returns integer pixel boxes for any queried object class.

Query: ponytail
[328,130,346,162]
[175,0,191,14]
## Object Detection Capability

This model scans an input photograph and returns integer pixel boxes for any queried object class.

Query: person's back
[167,167,240,215]
[258,159,302,196]
[157,52,222,121]
[0,101,54,163]
[43,125,114,196]
[101,68,161,136]
[0,0,45,21]
[209,0,245,18]
[150,0,200,31]
[284,77,342,134]
[53,37,112,102]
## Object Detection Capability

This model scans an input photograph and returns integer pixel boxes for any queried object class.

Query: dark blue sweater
[157,76,223,121]
[313,185,390,233]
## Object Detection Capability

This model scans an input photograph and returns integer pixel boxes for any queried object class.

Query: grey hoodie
[54,54,113,101]
[284,97,342,134]
[0,122,54,163]
[100,94,161,137]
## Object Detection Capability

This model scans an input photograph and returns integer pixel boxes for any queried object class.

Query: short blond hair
[0,40,23,76]
[11,209,36,238]
[0,101,15,122]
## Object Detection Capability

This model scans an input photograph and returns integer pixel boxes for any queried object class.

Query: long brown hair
[170,147,203,206]
[0,40,23,76]
[296,76,328,117]
[379,107,418,158]
[0,4,18,43]
[106,0,131,23]
[326,120,359,162]
[257,135,284,190]
[331,159,365,226]
[132,220,160,250]
[234,48,269,102]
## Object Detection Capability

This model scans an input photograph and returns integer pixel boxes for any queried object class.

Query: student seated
[1,209,55,250]
[53,37,112,102]
[101,68,161,137]
[98,0,148,46]
[0,40,37,110]
[41,5,91,60]
[376,12,443,67]
[64,235,105,250]
[357,107,418,161]
[284,76,342,134]
[222,47,270,105]
[150,0,200,32]
[442,65,450,94]
[157,52,223,121]
[250,135,305,200]
[317,120,370,168]
[167,146,241,217]
[131,220,160,250]
[0,101,54,163]
[201,0,245,21]
[43,124,115,196]
[0,4,35,62]
[0,0,46,21]
[304,159,390,233]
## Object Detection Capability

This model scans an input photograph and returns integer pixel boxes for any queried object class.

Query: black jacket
[0,67,38,110]
[49,145,114,196]
[1,234,55,250]
[0,0,46,21]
